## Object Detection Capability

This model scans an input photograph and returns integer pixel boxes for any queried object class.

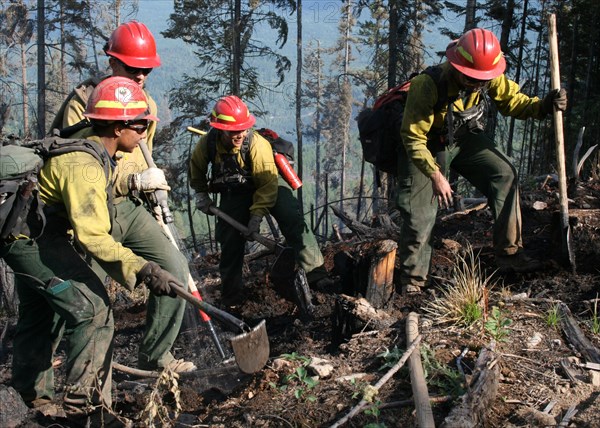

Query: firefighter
[397,28,567,294]
[189,95,331,306]
[0,77,186,423]
[51,21,194,373]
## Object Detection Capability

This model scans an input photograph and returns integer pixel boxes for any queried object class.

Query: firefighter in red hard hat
[49,23,195,374]
[397,28,567,294]
[190,95,332,307]
[1,77,185,423]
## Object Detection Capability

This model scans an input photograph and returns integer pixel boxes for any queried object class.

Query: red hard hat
[446,28,506,80]
[209,95,256,131]
[84,76,159,122]
[104,21,161,68]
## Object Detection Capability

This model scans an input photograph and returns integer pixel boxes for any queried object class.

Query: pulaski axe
[548,14,576,273]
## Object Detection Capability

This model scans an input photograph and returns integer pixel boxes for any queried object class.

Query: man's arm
[247,132,278,217]
[40,152,147,290]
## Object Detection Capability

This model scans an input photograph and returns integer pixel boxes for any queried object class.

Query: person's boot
[495,252,545,273]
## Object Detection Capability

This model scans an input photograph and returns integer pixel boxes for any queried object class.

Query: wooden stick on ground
[328,334,422,428]
[406,312,435,427]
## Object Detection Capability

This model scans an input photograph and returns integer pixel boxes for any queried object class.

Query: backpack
[0,138,109,242]
[357,66,448,176]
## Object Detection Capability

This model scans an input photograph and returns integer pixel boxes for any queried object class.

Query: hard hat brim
[107,51,162,68]
[446,45,506,80]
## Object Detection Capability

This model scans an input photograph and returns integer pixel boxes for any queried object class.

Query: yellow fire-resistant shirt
[401,61,546,177]
[189,130,278,217]
[38,136,147,290]
[59,76,158,199]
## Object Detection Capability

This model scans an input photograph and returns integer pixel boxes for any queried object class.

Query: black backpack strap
[58,119,92,138]
[206,129,217,164]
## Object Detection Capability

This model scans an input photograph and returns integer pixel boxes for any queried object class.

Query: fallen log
[442,343,500,428]
[558,302,600,364]
[406,312,435,427]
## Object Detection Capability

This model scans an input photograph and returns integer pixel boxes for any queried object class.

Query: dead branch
[328,334,422,428]
[558,302,600,363]
[330,206,400,241]
[442,344,500,428]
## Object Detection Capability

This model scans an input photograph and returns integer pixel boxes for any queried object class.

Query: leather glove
[195,192,214,215]
[128,167,171,192]
[136,261,178,297]
[542,88,567,115]
[244,214,262,241]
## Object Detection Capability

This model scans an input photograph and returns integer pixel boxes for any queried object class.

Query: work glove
[541,88,567,115]
[128,167,171,192]
[136,261,178,297]
[244,214,262,241]
[195,192,214,215]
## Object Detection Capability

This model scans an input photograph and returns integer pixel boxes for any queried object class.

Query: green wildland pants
[90,198,189,370]
[216,177,326,298]
[396,132,522,289]
[1,227,114,413]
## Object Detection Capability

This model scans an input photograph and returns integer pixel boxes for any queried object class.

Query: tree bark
[36,0,45,138]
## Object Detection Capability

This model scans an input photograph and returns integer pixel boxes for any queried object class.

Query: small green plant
[485,306,512,341]
[546,304,561,329]
[462,301,484,326]
[377,346,404,371]
[590,295,600,335]
[420,343,466,397]
[271,353,319,401]
[280,352,312,365]
[363,400,382,417]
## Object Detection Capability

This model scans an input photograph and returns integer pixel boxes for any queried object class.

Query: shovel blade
[230,320,270,373]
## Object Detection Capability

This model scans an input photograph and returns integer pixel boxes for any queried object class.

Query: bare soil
[2,178,600,427]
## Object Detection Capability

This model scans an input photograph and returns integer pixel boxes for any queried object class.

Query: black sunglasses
[123,120,149,133]
[118,59,153,76]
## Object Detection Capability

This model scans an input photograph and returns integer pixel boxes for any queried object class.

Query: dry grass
[424,244,498,326]
[137,365,182,427]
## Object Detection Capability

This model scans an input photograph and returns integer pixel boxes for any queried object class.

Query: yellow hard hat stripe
[457,46,473,64]
[211,110,236,122]
[493,52,503,65]
[95,100,149,109]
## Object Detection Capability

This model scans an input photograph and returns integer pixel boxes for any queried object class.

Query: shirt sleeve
[248,132,278,217]
[39,152,147,290]
[400,74,441,176]
[487,75,546,120]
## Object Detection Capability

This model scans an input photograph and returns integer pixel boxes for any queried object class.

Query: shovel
[208,205,296,278]
[548,14,576,272]
[170,282,270,373]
